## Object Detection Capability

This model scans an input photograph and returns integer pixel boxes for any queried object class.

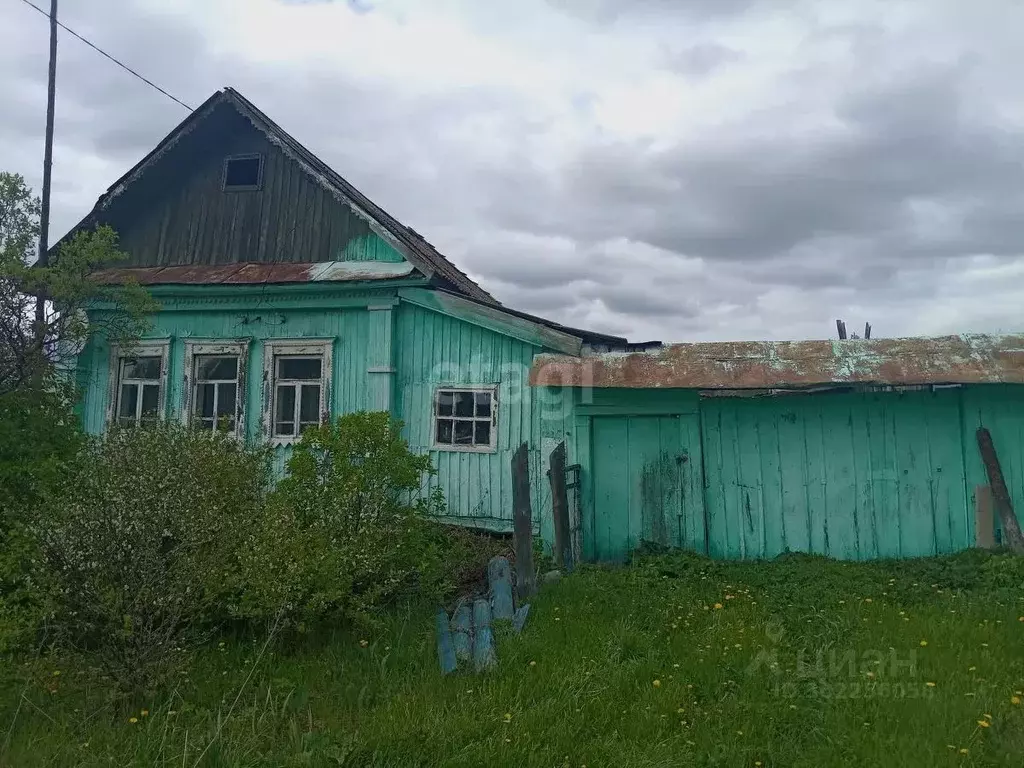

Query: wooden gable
[80,99,406,269]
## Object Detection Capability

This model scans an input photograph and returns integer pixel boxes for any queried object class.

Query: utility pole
[35,0,58,334]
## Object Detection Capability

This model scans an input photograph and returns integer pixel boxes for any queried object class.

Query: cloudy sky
[3,0,1024,342]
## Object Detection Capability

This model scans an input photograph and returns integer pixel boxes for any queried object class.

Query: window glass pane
[123,356,160,380]
[224,155,261,187]
[454,420,473,444]
[275,385,296,436]
[474,391,492,417]
[118,384,137,420]
[474,420,491,446]
[197,355,237,381]
[299,385,320,424]
[216,383,237,417]
[197,383,216,418]
[437,390,454,416]
[436,418,453,444]
[277,357,321,380]
[140,384,160,419]
[454,391,474,417]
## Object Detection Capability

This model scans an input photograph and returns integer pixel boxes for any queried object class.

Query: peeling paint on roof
[92,260,416,286]
[530,334,1024,389]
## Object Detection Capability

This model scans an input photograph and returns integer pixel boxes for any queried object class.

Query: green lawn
[2,549,1023,766]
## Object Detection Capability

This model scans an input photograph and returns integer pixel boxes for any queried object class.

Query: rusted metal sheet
[92,260,415,286]
[531,335,1024,389]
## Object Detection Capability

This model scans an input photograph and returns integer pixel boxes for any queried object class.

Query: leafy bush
[35,423,271,693]
[238,411,448,627]
[0,386,85,652]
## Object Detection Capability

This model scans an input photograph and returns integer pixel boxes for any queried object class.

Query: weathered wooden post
[511,442,536,598]
[488,556,514,620]
[976,428,1024,553]
[472,598,496,671]
[452,603,473,663]
[435,608,456,675]
[548,441,573,572]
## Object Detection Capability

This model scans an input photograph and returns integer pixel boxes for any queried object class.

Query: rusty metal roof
[93,260,416,286]
[530,334,1024,390]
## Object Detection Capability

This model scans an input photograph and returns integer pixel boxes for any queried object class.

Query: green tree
[0,170,155,394]
[0,170,154,650]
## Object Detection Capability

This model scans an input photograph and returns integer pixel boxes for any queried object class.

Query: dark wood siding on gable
[94,102,404,268]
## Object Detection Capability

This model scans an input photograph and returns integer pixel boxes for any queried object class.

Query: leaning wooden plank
[512,604,531,634]
[976,428,1024,553]
[548,441,574,572]
[472,598,496,671]
[452,602,473,663]
[511,442,537,598]
[435,608,457,675]
[975,485,995,550]
[488,556,514,620]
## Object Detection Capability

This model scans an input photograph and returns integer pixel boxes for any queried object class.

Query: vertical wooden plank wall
[962,385,1024,544]
[393,302,573,533]
[700,388,971,560]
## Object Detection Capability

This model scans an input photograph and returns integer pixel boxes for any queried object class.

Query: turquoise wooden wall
[701,389,971,560]
[78,286,573,548]
[393,301,573,542]
[571,385,1024,562]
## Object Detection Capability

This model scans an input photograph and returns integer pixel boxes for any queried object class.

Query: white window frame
[262,339,333,446]
[432,385,498,453]
[182,340,249,438]
[106,339,170,427]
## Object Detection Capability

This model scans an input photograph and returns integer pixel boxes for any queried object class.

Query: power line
[15,0,194,111]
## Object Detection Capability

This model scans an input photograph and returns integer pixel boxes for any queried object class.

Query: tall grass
[2,549,1023,766]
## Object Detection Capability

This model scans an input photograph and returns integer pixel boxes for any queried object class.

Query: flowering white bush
[36,423,270,693]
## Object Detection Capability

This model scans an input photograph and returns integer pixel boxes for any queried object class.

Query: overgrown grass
[2,549,1023,766]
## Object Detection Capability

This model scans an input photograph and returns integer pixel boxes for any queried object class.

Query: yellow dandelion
[503,712,513,721]
[926,682,936,687]
[714,603,723,610]
[1010,696,1020,705]
[128,717,138,724]
[51,670,60,677]
[977,720,990,728]
[919,640,928,647]
[653,679,662,688]
[960,748,969,755]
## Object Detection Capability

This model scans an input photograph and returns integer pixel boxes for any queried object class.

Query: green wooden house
[69,87,622,546]
[71,88,1024,563]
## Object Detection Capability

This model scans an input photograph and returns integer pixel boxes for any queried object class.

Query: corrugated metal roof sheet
[93,260,415,286]
[530,334,1024,389]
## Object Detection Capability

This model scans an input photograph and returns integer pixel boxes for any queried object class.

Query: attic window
[223,154,263,191]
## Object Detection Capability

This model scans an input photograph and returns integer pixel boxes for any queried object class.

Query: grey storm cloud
[2,0,1024,342]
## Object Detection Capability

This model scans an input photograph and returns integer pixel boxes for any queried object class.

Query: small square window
[223,154,263,191]
[433,387,495,451]
[110,344,167,428]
